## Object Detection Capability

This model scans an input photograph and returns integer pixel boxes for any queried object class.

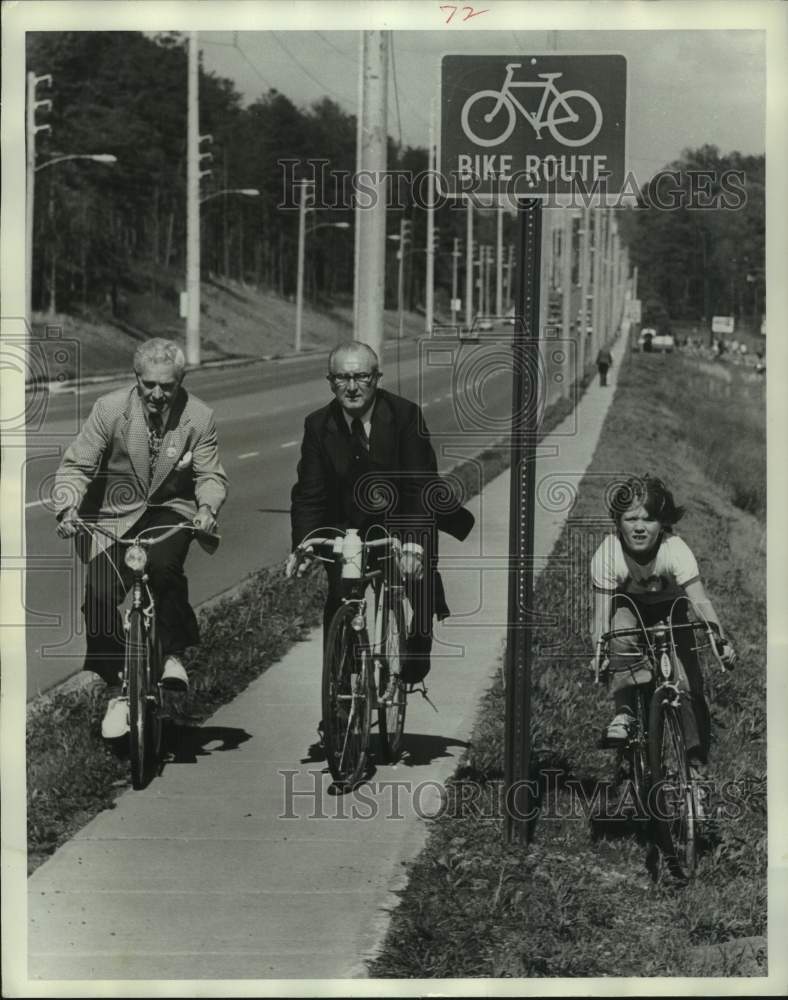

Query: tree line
[27,32,764,331]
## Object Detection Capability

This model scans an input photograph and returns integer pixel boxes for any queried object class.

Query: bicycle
[593,599,731,880]
[73,516,218,789]
[461,63,603,148]
[293,528,410,789]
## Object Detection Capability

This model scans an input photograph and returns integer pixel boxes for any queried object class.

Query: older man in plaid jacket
[55,339,228,737]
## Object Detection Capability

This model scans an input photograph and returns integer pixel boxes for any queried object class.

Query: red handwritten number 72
[441,5,490,23]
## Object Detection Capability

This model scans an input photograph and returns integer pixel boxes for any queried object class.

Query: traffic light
[401,218,412,245]
[432,226,440,252]
[198,134,213,180]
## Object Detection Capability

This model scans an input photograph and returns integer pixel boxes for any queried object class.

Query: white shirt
[341,400,374,440]
[591,533,700,594]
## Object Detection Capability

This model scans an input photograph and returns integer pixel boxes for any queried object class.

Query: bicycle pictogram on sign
[460,63,603,148]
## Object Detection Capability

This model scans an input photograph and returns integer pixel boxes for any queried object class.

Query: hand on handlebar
[193,505,217,535]
[285,545,316,579]
[56,508,80,539]
[715,635,737,670]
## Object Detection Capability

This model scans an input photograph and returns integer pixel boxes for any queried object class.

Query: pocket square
[176,450,193,470]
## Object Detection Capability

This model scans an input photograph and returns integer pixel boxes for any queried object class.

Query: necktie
[351,417,369,453]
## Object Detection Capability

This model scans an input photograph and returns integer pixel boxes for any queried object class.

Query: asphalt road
[23,335,517,696]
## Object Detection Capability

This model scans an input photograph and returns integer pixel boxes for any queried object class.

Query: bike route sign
[440,55,627,198]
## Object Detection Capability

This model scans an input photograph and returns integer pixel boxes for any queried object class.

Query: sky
[197,28,766,186]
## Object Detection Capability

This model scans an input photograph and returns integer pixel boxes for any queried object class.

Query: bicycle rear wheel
[322,604,374,789]
[127,608,155,789]
[378,593,407,762]
[648,690,697,879]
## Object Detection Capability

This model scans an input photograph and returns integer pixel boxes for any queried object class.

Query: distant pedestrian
[596,346,613,386]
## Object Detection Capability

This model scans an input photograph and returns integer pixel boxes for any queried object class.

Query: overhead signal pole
[26,71,52,333]
[465,196,473,328]
[425,98,436,335]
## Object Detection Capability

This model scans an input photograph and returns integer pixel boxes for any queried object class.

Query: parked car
[638,327,675,353]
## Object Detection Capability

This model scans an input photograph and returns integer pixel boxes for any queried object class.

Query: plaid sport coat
[54,383,228,559]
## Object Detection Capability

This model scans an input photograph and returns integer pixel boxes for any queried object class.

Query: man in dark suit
[287,340,473,685]
[55,339,228,737]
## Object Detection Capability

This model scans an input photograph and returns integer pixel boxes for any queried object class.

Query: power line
[388,34,403,151]
[270,31,355,107]
[314,31,355,61]
[233,37,277,93]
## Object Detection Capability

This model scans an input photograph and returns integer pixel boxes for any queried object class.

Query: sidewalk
[27,338,628,983]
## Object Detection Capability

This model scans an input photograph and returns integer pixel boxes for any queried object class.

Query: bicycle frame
[492,66,575,133]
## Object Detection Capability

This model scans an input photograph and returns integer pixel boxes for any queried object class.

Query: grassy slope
[31,276,438,379]
[369,351,767,978]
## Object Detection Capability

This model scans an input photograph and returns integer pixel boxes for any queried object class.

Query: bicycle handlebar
[73,516,220,547]
[593,619,725,685]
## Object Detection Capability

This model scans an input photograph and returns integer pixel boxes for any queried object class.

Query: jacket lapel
[368,393,395,466]
[149,389,191,495]
[122,389,151,492]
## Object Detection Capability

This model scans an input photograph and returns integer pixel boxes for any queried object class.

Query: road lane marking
[238,451,260,460]
[280,440,298,449]
[433,396,443,403]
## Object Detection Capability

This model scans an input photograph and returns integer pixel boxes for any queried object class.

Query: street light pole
[295,213,349,352]
[465,196,473,329]
[294,179,311,353]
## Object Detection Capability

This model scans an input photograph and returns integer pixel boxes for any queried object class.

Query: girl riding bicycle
[589,474,736,771]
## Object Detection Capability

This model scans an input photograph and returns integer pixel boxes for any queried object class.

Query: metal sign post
[503,198,542,844]
[439,52,628,847]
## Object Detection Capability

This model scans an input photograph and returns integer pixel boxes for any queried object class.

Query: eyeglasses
[327,371,379,386]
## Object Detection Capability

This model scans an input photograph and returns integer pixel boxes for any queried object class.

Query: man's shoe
[605,711,635,742]
[161,655,189,691]
[102,696,129,739]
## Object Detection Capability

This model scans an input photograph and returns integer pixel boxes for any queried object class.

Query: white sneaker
[606,711,634,741]
[161,655,189,691]
[101,696,129,739]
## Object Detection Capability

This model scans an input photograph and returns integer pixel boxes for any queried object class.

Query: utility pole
[578,207,591,373]
[186,31,201,366]
[505,243,514,310]
[354,30,389,359]
[465,196,473,328]
[396,218,411,340]
[26,71,52,333]
[560,210,573,396]
[451,236,460,327]
[591,209,603,359]
[294,179,313,353]
[425,98,436,335]
[495,204,504,317]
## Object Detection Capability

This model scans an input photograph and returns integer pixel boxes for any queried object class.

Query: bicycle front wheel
[461,91,516,147]
[127,608,155,789]
[648,691,697,879]
[378,594,407,762]
[322,604,374,789]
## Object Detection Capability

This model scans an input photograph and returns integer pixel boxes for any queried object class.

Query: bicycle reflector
[124,545,148,572]
[659,652,672,680]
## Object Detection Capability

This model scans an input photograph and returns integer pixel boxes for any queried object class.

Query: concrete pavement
[26,336,628,984]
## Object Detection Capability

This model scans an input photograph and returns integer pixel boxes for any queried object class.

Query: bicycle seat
[537,72,563,80]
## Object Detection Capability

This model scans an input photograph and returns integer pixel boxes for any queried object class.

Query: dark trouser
[82,507,199,685]
[598,363,610,386]
[323,558,438,684]
[608,598,710,763]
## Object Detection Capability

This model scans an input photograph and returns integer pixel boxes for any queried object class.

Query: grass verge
[368,350,766,978]
[26,365,594,873]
